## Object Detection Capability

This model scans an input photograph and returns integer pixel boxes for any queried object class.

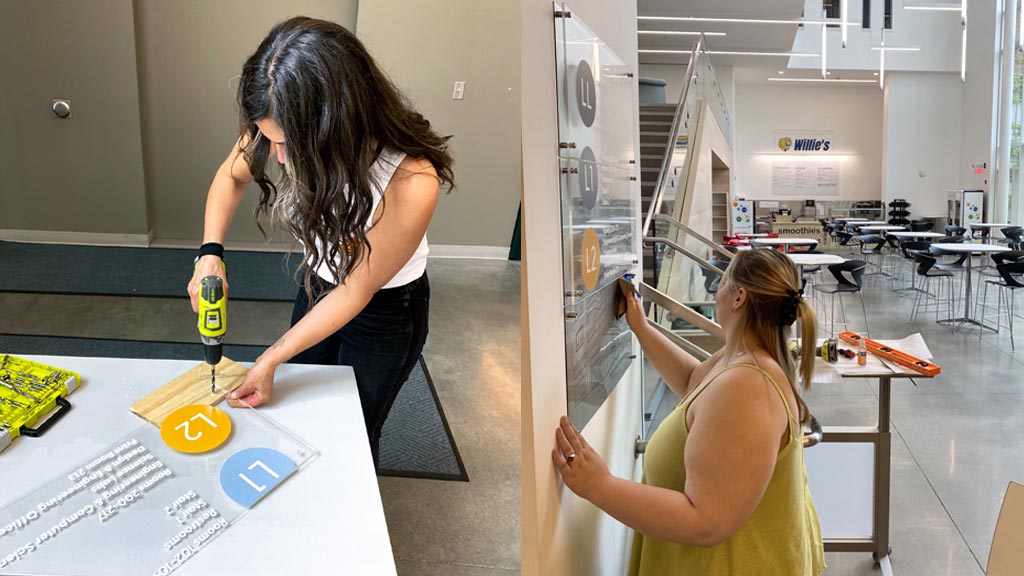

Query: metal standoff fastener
[561,167,579,174]
[52,99,72,119]
[565,312,578,319]
[559,142,577,149]
[634,435,647,458]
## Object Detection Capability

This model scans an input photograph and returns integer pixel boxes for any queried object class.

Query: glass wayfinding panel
[555,2,640,430]
[0,407,317,576]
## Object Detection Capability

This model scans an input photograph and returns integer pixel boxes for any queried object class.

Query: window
[862,0,893,30]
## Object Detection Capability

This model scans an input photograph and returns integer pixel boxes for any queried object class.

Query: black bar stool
[812,260,870,337]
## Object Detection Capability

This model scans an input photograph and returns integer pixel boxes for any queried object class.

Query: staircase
[639,102,677,286]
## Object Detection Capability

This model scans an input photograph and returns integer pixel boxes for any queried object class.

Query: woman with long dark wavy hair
[186,16,454,466]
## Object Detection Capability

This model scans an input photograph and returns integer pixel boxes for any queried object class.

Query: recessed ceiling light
[778,70,785,75]
[827,71,832,75]
[873,72,879,76]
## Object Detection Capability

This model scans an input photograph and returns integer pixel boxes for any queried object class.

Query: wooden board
[130,357,248,426]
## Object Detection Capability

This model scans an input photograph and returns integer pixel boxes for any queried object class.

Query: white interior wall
[521,0,642,574]
[734,82,883,201]
[883,72,963,218]
[958,0,1001,205]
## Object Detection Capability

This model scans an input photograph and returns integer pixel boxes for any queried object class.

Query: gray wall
[357,1,521,248]
[136,0,359,244]
[0,0,148,237]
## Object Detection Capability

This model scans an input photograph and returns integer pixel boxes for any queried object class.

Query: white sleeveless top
[313,146,429,289]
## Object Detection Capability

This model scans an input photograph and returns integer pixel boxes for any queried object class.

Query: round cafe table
[749,237,819,253]
[929,243,1011,331]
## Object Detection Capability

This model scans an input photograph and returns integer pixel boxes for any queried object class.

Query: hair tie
[779,288,802,325]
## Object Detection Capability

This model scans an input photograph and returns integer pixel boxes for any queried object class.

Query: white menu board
[772,159,840,196]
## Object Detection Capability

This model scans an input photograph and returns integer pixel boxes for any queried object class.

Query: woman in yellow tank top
[553,248,826,575]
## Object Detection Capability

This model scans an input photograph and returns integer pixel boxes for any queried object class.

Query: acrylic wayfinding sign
[0,407,317,575]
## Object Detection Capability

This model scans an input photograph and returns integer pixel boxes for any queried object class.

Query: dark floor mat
[0,241,300,301]
[0,334,467,481]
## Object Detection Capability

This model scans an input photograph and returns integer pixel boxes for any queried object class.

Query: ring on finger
[566,452,576,464]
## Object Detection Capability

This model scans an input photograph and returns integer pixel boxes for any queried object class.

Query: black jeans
[288,272,430,468]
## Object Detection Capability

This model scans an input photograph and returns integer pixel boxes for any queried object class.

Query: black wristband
[197,242,225,260]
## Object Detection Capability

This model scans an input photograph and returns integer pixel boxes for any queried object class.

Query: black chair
[970,224,991,241]
[936,235,967,244]
[835,231,860,257]
[977,252,1024,324]
[700,258,731,295]
[857,235,887,276]
[899,241,933,290]
[1000,227,1023,251]
[980,262,1024,350]
[910,220,934,232]
[812,260,869,337]
[945,225,967,237]
[911,252,956,327]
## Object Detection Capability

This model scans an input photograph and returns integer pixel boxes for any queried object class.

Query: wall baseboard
[0,229,151,247]
[149,238,296,253]
[0,232,511,261]
[428,244,509,259]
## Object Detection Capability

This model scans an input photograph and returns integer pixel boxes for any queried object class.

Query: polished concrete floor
[0,257,522,576]
[650,264,1024,575]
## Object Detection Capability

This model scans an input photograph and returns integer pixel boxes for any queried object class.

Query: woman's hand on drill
[188,255,228,313]
[227,359,275,408]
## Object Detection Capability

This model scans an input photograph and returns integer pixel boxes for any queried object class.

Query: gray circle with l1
[575,60,596,127]
[579,147,599,210]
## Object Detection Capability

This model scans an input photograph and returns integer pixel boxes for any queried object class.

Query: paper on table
[828,333,934,377]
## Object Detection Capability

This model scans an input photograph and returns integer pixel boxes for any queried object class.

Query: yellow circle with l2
[581,227,602,291]
[160,405,232,454]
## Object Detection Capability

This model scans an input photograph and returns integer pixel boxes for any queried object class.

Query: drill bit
[211,365,216,395]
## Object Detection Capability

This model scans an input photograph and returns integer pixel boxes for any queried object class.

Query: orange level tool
[837,331,941,377]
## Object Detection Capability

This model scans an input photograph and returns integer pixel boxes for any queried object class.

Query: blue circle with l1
[220,447,297,508]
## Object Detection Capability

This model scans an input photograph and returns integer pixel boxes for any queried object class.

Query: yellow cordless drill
[197,275,226,394]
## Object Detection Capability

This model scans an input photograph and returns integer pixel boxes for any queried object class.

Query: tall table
[931,243,1011,331]
[884,231,945,241]
[858,225,905,234]
[807,346,936,576]
[750,237,818,253]
[0,356,397,575]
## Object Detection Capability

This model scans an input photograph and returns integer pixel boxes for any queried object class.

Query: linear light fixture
[821,23,827,78]
[903,2,961,10]
[639,49,818,57]
[870,46,922,50]
[637,15,862,26]
[962,0,967,81]
[638,30,727,36]
[842,0,849,47]
[768,78,878,83]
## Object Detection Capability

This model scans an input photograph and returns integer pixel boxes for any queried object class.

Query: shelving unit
[888,199,911,226]
[711,169,729,242]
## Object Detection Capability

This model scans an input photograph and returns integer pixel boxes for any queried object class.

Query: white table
[787,253,846,269]
[735,233,769,238]
[930,244,1011,331]
[885,231,944,240]
[807,342,936,576]
[858,225,906,233]
[849,221,889,227]
[835,218,869,223]
[750,237,818,252]
[0,356,397,576]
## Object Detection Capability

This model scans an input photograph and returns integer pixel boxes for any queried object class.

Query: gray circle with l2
[579,147,599,210]
[575,59,596,127]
